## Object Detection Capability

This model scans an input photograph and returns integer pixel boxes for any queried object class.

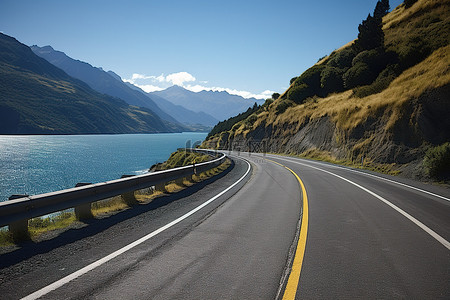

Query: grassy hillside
[204,0,450,180]
[0,33,177,134]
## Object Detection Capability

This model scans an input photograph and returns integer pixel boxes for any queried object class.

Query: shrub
[423,143,450,179]
[293,65,326,93]
[287,83,313,104]
[327,47,356,69]
[275,99,294,114]
[290,77,298,85]
[397,36,431,69]
[353,63,400,97]
[321,67,344,94]
[272,93,280,100]
[246,114,258,125]
[343,62,376,89]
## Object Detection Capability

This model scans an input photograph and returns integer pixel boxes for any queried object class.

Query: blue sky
[0,0,403,99]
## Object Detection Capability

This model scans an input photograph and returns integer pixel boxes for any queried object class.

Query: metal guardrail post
[120,175,139,205]
[8,195,30,242]
[155,182,167,193]
[0,149,226,234]
[74,183,93,220]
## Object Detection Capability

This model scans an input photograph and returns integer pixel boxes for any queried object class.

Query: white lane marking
[22,159,252,300]
[271,156,450,251]
[265,154,450,202]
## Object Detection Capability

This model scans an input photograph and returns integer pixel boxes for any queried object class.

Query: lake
[0,133,207,202]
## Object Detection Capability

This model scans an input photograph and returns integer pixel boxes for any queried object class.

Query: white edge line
[272,156,450,251]
[22,159,251,300]
[266,154,450,202]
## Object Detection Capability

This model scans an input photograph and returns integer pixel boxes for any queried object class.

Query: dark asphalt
[264,154,450,299]
[1,152,449,299]
[0,153,302,300]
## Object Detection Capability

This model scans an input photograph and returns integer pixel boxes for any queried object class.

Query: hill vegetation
[0,33,177,134]
[204,0,450,181]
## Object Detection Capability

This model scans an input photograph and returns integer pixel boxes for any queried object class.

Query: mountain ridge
[151,85,264,121]
[0,33,178,134]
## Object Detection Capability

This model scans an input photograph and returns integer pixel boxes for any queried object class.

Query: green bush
[275,99,294,114]
[287,83,312,104]
[353,64,401,98]
[293,65,326,94]
[321,67,344,94]
[423,143,450,179]
[327,47,356,69]
[397,36,431,69]
[343,62,376,89]
[245,114,258,125]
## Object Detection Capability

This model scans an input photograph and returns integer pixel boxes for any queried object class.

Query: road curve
[262,153,450,299]
[1,152,449,299]
[1,154,303,300]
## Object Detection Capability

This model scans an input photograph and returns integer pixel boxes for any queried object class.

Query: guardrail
[0,148,225,241]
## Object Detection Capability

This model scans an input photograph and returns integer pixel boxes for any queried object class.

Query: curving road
[1,152,449,299]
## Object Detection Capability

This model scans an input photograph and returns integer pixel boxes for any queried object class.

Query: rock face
[204,82,450,179]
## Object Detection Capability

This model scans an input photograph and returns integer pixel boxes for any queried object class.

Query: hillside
[151,85,264,121]
[30,45,181,126]
[203,0,450,181]
[0,33,178,134]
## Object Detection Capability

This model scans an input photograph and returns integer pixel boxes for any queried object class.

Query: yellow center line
[267,159,309,300]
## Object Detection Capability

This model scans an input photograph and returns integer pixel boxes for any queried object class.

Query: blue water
[0,133,207,202]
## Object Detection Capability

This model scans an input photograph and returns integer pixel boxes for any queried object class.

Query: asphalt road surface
[1,152,449,299]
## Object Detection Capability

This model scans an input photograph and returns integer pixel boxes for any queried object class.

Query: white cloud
[184,84,274,100]
[165,72,196,86]
[135,84,165,93]
[123,71,273,99]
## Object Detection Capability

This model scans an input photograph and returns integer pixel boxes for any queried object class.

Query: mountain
[0,33,178,134]
[203,0,450,181]
[30,45,217,129]
[30,45,178,124]
[151,85,264,121]
[146,93,218,126]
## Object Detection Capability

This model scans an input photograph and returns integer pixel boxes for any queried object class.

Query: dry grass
[245,44,449,136]
[28,211,77,238]
[91,196,130,216]
[383,0,448,30]
[285,148,401,176]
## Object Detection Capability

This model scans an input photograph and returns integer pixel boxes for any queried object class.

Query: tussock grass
[285,149,401,176]
[91,196,129,216]
[254,45,449,135]
[28,211,77,238]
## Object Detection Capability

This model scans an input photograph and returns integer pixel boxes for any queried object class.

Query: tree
[272,93,280,100]
[404,0,418,8]
[353,13,384,51]
[374,0,390,19]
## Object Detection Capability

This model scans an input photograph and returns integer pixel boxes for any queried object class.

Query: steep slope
[30,45,180,125]
[204,0,450,180]
[151,85,264,121]
[0,33,176,134]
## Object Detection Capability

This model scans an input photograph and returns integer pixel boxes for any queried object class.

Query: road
[0,152,449,299]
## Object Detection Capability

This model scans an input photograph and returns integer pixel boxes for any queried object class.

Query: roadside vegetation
[0,150,231,247]
[204,0,449,181]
